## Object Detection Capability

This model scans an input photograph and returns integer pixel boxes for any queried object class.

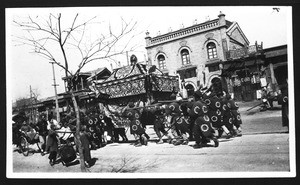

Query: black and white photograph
[6,6,295,178]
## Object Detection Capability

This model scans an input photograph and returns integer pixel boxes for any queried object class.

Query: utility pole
[29,85,33,123]
[126,51,129,66]
[50,62,60,122]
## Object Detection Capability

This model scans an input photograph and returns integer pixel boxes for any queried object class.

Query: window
[207,42,217,59]
[157,55,166,70]
[181,49,190,65]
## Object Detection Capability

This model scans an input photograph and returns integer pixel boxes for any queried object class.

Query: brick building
[145,12,287,101]
[144,12,265,99]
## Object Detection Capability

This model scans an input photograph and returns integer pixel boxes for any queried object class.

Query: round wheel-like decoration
[135,113,140,119]
[88,119,94,125]
[132,125,138,131]
[237,115,241,121]
[201,124,209,132]
[169,105,175,111]
[216,109,221,116]
[135,120,141,125]
[204,115,210,122]
[211,116,218,122]
[99,114,104,120]
[215,101,221,108]
[205,99,211,105]
[202,105,208,114]
[179,105,183,112]
[194,106,200,115]
[93,133,98,139]
[177,118,183,124]
[227,102,231,108]
[88,126,95,132]
[169,103,180,115]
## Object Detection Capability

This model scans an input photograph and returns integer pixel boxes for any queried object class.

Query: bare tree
[30,87,40,103]
[13,13,139,172]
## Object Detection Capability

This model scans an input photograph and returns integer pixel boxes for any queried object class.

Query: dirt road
[8,101,293,178]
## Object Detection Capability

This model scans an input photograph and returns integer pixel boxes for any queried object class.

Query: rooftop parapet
[145,19,221,48]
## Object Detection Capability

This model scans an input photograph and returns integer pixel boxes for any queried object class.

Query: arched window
[181,49,190,65]
[207,42,217,59]
[157,55,166,70]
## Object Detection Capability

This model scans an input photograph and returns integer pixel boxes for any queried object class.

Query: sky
[6,6,292,102]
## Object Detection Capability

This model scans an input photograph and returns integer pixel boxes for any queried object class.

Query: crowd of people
[12,82,244,167]
[114,85,243,149]
[12,111,94,167]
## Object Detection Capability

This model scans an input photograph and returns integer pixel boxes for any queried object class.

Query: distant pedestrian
[79,125,92,168]
[278,81,289,131]
[46,125,60,166]
[260,87,270,111]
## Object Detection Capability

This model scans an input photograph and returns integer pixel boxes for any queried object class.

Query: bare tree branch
[14,13,144,172]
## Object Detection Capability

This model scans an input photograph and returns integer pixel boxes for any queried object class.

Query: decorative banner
[97,75,178,98]
[98,77,146,98]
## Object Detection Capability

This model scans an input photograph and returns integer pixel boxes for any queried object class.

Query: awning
[221,58,264,77]
[223,59,260,71]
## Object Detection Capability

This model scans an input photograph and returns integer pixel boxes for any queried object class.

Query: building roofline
[146,18,227,48]
[263,44,287,52]
[151,18,220,40]
[226,22,250,45]
[61,67,110,80]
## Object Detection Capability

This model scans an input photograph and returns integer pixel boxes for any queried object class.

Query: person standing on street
[79,125,92,168]
[46,125,60,166]
[278,79,289,131]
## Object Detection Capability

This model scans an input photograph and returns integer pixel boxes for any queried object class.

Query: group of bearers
[12,84,243,167]
[109,85,243,149]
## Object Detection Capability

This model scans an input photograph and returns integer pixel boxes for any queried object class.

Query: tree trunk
[70,90,86,172]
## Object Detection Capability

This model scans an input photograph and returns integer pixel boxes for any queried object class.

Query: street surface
[9,101,292,177]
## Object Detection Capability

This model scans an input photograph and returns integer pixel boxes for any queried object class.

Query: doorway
[185,84,195,97]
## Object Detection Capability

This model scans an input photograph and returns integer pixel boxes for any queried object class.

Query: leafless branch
[13,13,139,83]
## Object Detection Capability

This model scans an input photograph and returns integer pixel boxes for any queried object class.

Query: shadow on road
[108,156,161,173]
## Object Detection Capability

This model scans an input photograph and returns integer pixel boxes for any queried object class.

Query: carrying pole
[246,102,263,111]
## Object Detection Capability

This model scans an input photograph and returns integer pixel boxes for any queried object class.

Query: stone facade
[145,12,249,96]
